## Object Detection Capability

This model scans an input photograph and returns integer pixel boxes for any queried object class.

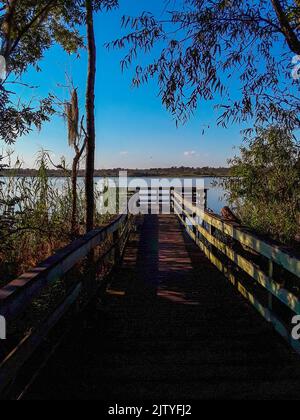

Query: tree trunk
[271,0,300,54]
[2,0,18,59]
[85,0,96,233]
[71,154,80,237]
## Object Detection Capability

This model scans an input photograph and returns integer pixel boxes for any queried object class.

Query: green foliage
[0,88,54,144]
[222,127,300,244]
[0,152,74,281]
[0,149,113,283]
[0,0,84,72]
[110,0,300,129]
[1,0,119,73]
[0,0,120,165]
[0,0,84,145]
[0,1,120,283]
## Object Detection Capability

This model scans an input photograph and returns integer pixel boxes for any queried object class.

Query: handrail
[0,213,133,397]
[172,192,300,354]
[173,190,300,278]
[0,214,129,322]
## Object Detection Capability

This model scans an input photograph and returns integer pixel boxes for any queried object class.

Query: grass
[0,151,112,286]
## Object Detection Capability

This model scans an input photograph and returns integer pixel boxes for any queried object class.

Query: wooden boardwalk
[24,215,300,400]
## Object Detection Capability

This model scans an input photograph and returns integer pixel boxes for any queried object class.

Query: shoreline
[0,168,231,179]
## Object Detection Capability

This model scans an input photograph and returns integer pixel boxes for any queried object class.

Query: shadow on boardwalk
[25,215,300,400]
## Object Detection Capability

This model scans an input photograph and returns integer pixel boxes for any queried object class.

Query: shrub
[222,127,300,245]
[0,151,110,284]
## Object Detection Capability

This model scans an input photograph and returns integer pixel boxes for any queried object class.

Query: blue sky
[10,0,256,169]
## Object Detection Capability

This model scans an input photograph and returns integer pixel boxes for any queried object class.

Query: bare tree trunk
[85,0,96,233]
[71,136,87,237]
[71,154,80,236]
[271,0,300,54]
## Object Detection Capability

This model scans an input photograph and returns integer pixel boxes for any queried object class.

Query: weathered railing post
[192,187,198,239]
[159,187,163,214]
[192,214,197,239]
[148,186,151,215]
[136,187,141,210]
[204,188,208,210]
[172,189,300,354]
[170,187,175,214]
[192,187,197,207]
[182,186,186,223]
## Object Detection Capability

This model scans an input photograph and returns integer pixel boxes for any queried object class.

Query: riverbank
[0,167,230,178]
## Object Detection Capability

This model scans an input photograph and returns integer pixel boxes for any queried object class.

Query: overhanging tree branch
[2,0,18,58]
[271,0,300,54]
[5,0,59,60]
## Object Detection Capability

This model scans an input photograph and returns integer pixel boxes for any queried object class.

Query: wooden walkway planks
[24,215,300,400]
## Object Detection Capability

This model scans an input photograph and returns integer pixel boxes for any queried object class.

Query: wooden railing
[172,190,300,354]
[0,213,134,397]
[134,187,208,213]
[2,186,300,395]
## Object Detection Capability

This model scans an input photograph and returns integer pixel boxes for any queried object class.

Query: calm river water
[2,176,228,214]
[92,176,227,214]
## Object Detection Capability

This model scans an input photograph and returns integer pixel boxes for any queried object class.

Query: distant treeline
[0,167,230,178]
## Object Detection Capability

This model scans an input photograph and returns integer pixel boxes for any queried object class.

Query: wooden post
[135,187,140,210]
[206,220,213,251]
[170,187,174,214]
[148,187,151,215]
[193,211,197,238]
[204,188,208,210]
[192,187,197,207]
[159,187,163,214]
[182,186,186,222]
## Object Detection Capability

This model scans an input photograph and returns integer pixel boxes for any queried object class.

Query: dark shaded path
[25,215,300,400]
